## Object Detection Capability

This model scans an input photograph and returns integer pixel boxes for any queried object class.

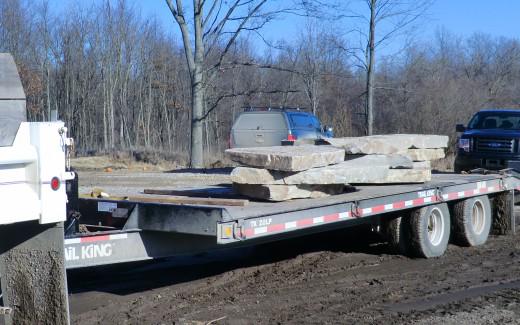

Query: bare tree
[165,0,279,167]
[4,0,520,168]
[350,0,432,135]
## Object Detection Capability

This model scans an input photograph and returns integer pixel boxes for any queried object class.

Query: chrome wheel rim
[427,208,444,246]
[471,200,485,235]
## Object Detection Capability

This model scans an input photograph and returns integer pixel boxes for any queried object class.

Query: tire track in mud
[70,229,520,325]
[383,279,520,312]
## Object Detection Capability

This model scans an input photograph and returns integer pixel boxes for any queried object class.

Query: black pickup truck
[455,109,520,172]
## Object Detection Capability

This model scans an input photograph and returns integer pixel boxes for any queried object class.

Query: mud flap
[492,191,515,235]
[0,221,69,325]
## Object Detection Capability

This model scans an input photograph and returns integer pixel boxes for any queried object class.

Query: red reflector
[287,134,297,141]
[51,177,60,191]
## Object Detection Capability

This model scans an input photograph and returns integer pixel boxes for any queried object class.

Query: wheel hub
[427,208,445,246]
[471,200,485,235]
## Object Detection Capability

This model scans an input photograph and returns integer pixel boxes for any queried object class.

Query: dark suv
[455,109,520,172]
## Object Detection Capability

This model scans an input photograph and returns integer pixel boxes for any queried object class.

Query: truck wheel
[409,203,451,258]
[452,195,491,246]
[385,215,410,255]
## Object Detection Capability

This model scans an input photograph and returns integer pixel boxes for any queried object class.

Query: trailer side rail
[218,178,511,244]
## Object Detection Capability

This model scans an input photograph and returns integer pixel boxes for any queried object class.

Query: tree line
[1,0,520,166]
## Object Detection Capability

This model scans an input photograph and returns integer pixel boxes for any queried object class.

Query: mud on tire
[409,203,451,258]
[452,195,491,246]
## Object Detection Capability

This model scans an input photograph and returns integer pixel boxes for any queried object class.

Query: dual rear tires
[385,195,492,258]
[452,196,492,246]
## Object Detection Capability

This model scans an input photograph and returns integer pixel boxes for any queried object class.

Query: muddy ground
[69,170,520,324]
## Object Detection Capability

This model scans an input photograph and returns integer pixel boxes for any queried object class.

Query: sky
[52,0,520,53]
[428,0,519,39]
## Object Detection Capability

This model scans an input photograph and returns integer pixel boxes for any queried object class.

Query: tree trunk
[190,0,205,168]
[366,0,376,136]
[190,69,204,167]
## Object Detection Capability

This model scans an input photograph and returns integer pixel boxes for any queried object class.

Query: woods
[1,0,520,165]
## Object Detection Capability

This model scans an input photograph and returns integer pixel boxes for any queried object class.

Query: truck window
[468,111,520,130]
[289,113,320,129]
[234,113,286,130]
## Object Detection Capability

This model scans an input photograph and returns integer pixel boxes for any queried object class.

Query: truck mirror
[456,124,466,132]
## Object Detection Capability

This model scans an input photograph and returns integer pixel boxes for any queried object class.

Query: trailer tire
[452,195,491,246]
[409,203,451,258]
[385,216,410,255]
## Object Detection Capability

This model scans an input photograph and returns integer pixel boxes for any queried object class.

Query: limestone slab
[411,161,431,169]
[345,154,414,169]
[352,168,431,184]
[386,134,448,149]
[325,134,448,155]
[326,137,401,155]
[404,149,445,161]
[385,168,432,183]
[225,145,345,171]
[233,183,345,201]
[231,155,414,185]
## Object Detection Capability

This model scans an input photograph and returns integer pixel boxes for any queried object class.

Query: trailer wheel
[385,215,410,255]
[452,195,491,246]
[409,203,451,258]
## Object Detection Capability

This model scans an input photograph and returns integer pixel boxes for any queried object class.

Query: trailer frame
[64,173,518,269]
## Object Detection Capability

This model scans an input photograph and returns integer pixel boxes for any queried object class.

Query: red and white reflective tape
[241,211,352,237]
[240,195,445,238]
[64,233,128,245]
[356,195,437,217]
[240,184,501,239]
[441,186,495,200]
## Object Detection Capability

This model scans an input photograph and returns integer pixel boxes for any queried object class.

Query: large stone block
[233,183,345,201]
[325,134,448,155]
[345,154,414,169]
[225,145,345,171]
[412,160,431,169]
[384,168,432,183]
[386,134,449,149]
[231,154,414,185]
[404,148,445,161]
[326,137,401,155]
[352,168,432,184]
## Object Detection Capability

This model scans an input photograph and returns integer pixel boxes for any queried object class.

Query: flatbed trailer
[64,172,518,269]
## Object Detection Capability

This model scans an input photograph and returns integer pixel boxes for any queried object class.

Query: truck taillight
[287,134,297,141]
[51,177,60,191]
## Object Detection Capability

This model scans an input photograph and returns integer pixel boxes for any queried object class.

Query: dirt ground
[69,170,520,325]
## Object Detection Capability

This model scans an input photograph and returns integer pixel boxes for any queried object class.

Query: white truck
[0,53,73,325]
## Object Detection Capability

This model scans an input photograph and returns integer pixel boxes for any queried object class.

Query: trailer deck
[64,172,517,269]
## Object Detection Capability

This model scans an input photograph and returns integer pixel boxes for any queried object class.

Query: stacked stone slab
[226,145,434,202]
[324,134,448,164]
[226,146,346,201]
[231,155,416,185]
[226,145,345,171]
